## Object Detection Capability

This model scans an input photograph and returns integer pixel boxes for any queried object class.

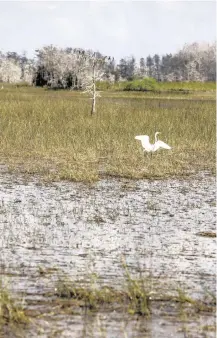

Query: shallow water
[0,171,216,337]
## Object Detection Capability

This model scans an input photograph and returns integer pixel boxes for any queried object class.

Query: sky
[0,1,216,62]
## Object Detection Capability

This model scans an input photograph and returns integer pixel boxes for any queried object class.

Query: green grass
[0,85,215,182]
[156,81,216,91]
[97,80,216,92]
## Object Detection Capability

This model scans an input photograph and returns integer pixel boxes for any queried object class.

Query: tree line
[0,41,215,87]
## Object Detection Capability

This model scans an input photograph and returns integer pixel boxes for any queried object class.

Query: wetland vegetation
[0,84,215,182]
[1,266,216,338]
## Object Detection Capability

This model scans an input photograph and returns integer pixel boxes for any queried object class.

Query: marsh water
[0,171,216,337]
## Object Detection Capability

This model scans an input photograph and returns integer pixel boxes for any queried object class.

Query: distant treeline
[0,41,216,88]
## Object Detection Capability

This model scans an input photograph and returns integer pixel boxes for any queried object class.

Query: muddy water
[0,172,216,337]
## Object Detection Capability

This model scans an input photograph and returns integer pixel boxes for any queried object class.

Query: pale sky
[0,1,216,61]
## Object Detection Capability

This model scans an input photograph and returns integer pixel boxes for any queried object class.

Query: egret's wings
[154,140,171,151]
[135,135,152,151]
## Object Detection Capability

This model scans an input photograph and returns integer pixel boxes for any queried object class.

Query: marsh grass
[54,276,153,317]
[0,86,215,181]
[0,283,29,335]
[53,274,215,320]
[54,264,152,316]
[123,260,151,316]
[55,278,126,311]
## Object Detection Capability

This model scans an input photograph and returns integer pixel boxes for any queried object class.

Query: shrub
[123,78,159,92]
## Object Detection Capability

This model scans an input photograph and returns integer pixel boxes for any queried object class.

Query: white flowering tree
[35,46,81,88]
[0,58,22,83]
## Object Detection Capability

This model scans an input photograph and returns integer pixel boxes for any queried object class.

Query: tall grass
[0,86,215,181]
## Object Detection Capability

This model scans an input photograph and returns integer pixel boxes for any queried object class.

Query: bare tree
[75,50,109,115]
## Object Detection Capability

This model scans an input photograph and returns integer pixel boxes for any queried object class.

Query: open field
[0,85,215,182]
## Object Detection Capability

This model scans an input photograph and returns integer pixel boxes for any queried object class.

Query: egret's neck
[155,133,159,142]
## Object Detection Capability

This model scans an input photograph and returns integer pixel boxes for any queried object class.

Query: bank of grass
[157,80,216,91]
[0,86,215,182]
[97,79,216,93]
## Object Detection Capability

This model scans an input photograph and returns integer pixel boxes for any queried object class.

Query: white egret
[135,132,171,153]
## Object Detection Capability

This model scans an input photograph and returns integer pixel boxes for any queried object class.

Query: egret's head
[154,131,160,141]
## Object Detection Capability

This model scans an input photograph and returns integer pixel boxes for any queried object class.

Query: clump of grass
[175,288,216,315]
[55,262,152,317]
[38,265,59,276]
[123,260,151,316]
[0,86,215,181]
[175,288,195,305]
[55,277,125,311]
[202,325,216,332]
[0,284,29,329]
[196,231,216,238]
